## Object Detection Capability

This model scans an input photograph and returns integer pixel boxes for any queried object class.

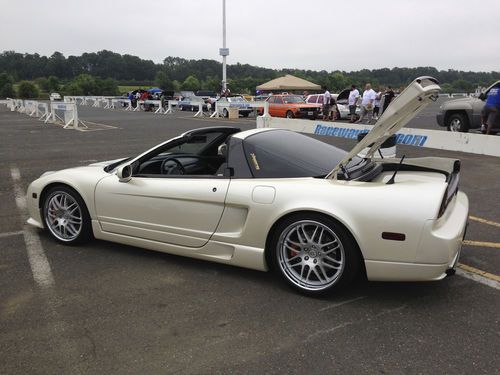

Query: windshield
[231,97,246,102]
[243,130,361,178]
[283,96,305,104]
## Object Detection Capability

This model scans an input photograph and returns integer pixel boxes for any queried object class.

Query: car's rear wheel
[269,213,360,296]
[286,110,294,119]
[447,113,469,132]
[42,186,92,245]
[223,109,229,118]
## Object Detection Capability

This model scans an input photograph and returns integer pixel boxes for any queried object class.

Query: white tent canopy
[256,74,321,91]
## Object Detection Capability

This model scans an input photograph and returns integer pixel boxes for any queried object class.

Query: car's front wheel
[269,213,360,296]
[42,186,92,244]
[286,110,294,119]
[447,113,469,132]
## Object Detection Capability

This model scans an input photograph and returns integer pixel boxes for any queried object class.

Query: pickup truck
[436,81,500,133]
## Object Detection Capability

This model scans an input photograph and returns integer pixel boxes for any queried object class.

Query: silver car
[436,80,500,132]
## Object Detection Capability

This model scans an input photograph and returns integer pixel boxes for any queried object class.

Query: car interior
[132,130,236,178]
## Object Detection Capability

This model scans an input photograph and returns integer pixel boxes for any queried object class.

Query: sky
[1,0,499,73]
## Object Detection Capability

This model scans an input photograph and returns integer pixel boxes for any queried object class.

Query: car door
[273,97,285,117]
[95,175,228,248]
[94,129,235,248]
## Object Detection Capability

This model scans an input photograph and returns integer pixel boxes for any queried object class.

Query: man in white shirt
[323,87,331,120]
[348,85,360,123]
[357,83,376,124]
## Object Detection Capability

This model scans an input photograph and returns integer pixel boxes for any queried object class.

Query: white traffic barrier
[46,102,87,129]
[24,100,38,116]
[164,100,179,114]
[194,102,204,117]
[143,99,164,114]
[133,100,144,111]
[38,103,49,121]
[210,100,268,118]
[15,99,26,113]
[110,98,132,110]
[256,116,500,158]
[450,93,468,98]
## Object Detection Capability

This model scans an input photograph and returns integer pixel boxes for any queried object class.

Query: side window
[318,96,324,104]
[275,97,283,104]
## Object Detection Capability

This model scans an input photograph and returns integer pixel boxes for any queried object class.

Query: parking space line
[10,166,55,289]
[457,263,500,290]
[0,230,24,239]
[463,240,500,249]
[469,215,500,228]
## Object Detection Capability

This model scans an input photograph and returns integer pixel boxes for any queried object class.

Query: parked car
[436,80,500,132]
[49,93,62,101]
[217,96,253,117]
[305,93,340,119]
[25,77,468,296]
[178,97,207,112]
[335,89,361,119]
[260,94,321,119]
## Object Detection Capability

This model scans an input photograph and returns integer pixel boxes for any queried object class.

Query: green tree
[95,77,118,95]
[62,81,83,96]
[47,76,60,92]
[74,74,97,95]
[0,73,15,97]
[17,80,39,98]
[155,71,173,90]
[35,77,49,91]
[181,75,200,91]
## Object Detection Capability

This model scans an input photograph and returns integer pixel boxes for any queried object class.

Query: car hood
[327,76,441,179]
[442,97,474,107]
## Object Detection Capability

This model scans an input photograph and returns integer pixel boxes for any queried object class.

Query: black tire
[42,185,93,245]
[268,213,360,296]
[286,110,294,119]
[446,113,469,132]
[223,109,229,118]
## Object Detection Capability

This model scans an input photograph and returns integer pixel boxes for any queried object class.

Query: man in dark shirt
[382,86,395,114]
[482,85,500,135]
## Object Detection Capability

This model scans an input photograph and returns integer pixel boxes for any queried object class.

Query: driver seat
[215,143,228,176]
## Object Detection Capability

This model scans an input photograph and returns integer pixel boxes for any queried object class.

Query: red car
[261,94,321,119]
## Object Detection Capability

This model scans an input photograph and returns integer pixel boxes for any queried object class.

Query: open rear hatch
[327,76,441,179]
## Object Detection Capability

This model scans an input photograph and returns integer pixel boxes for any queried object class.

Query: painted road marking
[469,215,500,228]
[463,240,500,249]
[0,230,24,239]
[10,166,55,289]
[457,263,500,290]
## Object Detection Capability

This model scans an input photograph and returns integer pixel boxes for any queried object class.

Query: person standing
[373,87,382,121]
[482,84,500,135]
[348,85,360,123]
[322,86,331,121]
[381,85,395,114]
[357,83,376,124]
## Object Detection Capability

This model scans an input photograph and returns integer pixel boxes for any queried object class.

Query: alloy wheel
[277,220,345,291]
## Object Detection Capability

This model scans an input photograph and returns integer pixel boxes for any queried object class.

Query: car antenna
[386,155,405,185]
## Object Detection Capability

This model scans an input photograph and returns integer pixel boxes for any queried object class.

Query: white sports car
[27,77,469,295]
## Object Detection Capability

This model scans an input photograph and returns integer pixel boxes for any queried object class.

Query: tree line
[1,49,499,98]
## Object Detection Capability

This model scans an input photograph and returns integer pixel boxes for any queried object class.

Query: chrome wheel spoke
[322,261,341,270]
[45,192,83,242]
[278,220,345,291]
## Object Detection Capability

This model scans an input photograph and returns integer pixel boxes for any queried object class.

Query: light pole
[219,0,229,92]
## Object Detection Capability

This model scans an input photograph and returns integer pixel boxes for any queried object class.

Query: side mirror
[478,92,486,101]
[117,164,132,183]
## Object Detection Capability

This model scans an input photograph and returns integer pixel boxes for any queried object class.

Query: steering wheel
[160,157,185,175]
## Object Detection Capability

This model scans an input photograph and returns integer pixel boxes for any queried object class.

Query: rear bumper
[366,191,469,282]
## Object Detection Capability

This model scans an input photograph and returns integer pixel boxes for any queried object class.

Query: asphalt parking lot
[0,104,499,375]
